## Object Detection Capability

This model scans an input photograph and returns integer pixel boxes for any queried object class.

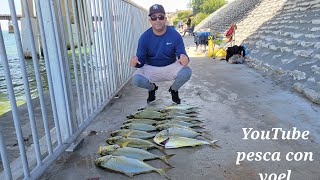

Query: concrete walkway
[40,36,320,180]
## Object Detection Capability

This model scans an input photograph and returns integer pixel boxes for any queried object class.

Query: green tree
[191,0,204,14]
[192,0,226,14]
[193,12,209,26]
[172,10,192,26]
[200,0,226,14]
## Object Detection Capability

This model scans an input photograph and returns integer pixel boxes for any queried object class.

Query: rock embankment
[196,0,320,104]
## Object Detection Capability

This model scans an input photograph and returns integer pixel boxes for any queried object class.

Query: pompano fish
[123,119,160,125]
[166,111,198,117]
[165,104,198,110]
[138,107,198,115]
[154,135,218,149]
[171,116,203,122]
[110,129,155,139]
[155,127,212,140]
[106,136,167,154]
[127,110,170,120]
[97,145,175,166]
[125,118,201,125]
[156,123,200,131]
[95,155,172,179]
[170,118,203,124]
[159,108,198,114]
[155,120,204,128]
[133,109,197,118]
[121,123,157,132]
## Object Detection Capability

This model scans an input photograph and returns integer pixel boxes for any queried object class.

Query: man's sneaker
[169,87,181,104]
[147,83,158,103]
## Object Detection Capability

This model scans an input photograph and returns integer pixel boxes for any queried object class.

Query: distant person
[183,16,192,37]
[129,4,192,104]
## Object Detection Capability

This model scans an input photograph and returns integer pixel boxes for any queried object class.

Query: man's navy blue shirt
[135,27,187,68]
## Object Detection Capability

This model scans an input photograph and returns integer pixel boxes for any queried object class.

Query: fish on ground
[156,127,212,140]
[106,136,167,154]
[154,133,218,149]
[123,119,160,125]
[164,104,198,110]
[156,123,205,131]
[127,110,170,120]
[97,145,174,166]
[110,129,156,139]
[95,155,172,179]
[121,123,157,132]
[154,120,204,128]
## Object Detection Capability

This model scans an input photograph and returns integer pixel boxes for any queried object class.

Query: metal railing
[0,0,148,179]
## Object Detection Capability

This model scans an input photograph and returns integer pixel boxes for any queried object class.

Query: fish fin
[137,107,145,111]
[96,146,102,155]
[156,145,167,155]
[209,140,221,149]
[189,120,204,124]
[200,131,210,135]
[123,172,134,177]
[160,154,175,167]
[126,115,134,119]
[125,131,133,138]
[191,123,206,128]
[155,167,173,180]
[121,141,130,147]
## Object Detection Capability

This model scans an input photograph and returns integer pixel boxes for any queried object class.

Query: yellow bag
[213,47,226,57]
[207,36,214,57]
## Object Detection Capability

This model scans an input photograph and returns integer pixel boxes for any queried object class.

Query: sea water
[0,30,48,115]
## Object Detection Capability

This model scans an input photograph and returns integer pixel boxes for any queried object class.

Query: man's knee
[177,66,192,80]
[132,74,148,87]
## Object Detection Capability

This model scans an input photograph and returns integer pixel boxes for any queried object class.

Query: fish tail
[156,145,168,155]
[190,120,203,124]
[199,131,212,140]
[194,123,206,128]
[201,134,213,141]
[186,111,198,114]
[155,167,173,180]
[159,154,175,166]
[209,140,221,148]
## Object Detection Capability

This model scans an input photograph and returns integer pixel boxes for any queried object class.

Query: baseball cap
[149,4,165,16]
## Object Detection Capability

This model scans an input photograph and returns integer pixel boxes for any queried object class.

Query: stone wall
[196,0,320,104]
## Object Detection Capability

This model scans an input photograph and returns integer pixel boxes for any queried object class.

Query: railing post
[20,0,40,58]
[39,0,72,141]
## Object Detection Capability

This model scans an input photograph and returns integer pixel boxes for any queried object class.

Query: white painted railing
[0,0,148,179]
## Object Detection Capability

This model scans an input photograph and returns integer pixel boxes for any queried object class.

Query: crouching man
[130,4,192,104]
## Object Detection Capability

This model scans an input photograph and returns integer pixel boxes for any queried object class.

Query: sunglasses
[150,15,165,21]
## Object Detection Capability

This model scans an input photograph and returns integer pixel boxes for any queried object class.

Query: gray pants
[132,62,192,91]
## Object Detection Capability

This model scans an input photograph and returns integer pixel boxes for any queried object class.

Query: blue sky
[1,0,21,14]
[0,0,190,30]
[131,0,190,12]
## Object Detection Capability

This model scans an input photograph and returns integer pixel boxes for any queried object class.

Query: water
[0,30,48,115]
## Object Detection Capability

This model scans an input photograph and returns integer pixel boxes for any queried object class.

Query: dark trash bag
[226,45,246,62]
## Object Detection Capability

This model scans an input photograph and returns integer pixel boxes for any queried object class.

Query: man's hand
[130,56,141,67]
[178,54,189,66]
